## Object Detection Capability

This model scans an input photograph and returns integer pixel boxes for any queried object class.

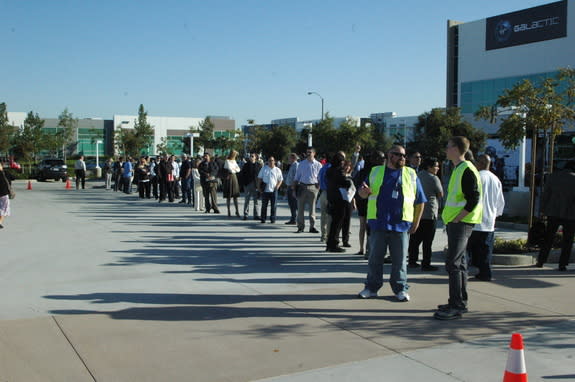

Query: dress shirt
[294,158,322,185]
[285,161,299,187]
[258,166,283,192]
[474,170,505,232]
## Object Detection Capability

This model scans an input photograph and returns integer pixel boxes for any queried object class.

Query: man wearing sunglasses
[357,145,426,302]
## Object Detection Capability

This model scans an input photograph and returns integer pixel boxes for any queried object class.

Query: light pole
[95,140,103,178]
[185,132,200,157]
[307,91,324,121]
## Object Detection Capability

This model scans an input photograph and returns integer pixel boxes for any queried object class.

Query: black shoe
[178,200,186,204]
[383,256,392,264]
[408,262,420,268]
[254,216,261,221]
[356,251,364,256]
[243,216,248,221]
[558,265,567,271]
[535,261,544,268]
[295,229,304,233]
[326,247,346,253]
[437,304,468,313]
[284,221,296,225]
[342,243,351,248]
[434,308,463,320]
[474,274,492,281]
[261,220,265,224]
[309,228,319,233]
[204,210,210,213]
[421,265,439,271]
[214,210,220,214]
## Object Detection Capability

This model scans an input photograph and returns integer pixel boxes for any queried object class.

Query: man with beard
[357,145,426,302]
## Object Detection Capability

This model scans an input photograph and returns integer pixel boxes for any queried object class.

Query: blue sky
[1,0,552,125]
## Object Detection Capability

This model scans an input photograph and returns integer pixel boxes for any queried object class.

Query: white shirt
[224,159,240,174]
[172,161,180,178]
[258,165,283,193]
[474,170,505,232]
[74,159,86,171]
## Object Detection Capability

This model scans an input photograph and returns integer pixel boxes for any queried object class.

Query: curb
[492,253,535,265]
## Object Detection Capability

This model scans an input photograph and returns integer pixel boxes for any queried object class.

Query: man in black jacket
[199,152,220,213]
[239,153,262,220]
[537,160,575,271]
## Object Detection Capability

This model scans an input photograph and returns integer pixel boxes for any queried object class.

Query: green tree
[133,104,154,155]
[12,111,47,166]
[363,123,393,155]
[156,137,169,155]
[296,113,337,158]
[412,107,487,161]
[197,117,215,151]
[333,117,373,156]
[475,68,575,172]
[56,108,78,160]
[259,125,297,160]
[0,103,15,156]
[246,124,271,155]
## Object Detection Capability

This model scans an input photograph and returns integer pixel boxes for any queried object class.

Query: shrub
[493,238,530,254]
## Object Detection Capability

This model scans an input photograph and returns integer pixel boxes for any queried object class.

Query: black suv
[36,159,68,182]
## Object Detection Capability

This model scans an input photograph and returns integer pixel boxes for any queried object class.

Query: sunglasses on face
[390,152,406,158]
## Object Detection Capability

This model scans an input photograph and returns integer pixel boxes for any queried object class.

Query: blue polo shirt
[366,167,427,232]
[318,163,331,191]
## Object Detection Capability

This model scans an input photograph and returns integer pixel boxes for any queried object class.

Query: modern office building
[447,0,574,190]
[447,0,574,135]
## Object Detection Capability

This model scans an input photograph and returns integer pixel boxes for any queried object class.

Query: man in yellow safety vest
[357,145,427,302]
[434,136,482,320]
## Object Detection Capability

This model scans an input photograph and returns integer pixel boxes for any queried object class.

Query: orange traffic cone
[503,333,527,382]
[27,180,32,190]
[65,179,72,190]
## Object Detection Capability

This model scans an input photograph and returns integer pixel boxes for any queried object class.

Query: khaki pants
[297,185,319,230]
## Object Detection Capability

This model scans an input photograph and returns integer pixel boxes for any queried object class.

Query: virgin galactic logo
[495,20,512,42]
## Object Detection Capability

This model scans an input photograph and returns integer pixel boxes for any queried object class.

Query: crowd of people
[64,136,575,320]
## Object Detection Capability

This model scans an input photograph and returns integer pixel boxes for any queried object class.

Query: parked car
[36,159,68,182]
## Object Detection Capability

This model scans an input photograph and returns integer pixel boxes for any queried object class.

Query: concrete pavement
[1,180,574,381]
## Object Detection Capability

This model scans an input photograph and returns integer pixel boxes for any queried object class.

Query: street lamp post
[185,132,200,157]
[307,91,324,121]
[95,140,103,178]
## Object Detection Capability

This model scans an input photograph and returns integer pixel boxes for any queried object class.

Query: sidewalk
[1,181,573,381]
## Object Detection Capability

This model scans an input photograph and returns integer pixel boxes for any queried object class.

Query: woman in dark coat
[325,152,352,252]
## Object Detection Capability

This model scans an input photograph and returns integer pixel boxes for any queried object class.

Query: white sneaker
[358,288,378,299]
[396,291,410,302]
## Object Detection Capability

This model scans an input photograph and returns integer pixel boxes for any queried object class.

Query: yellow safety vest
[441,160,483,224]
[366,165,417,222]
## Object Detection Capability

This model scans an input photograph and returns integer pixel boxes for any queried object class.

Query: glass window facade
[77,128,105,157]
[460,71,559,114]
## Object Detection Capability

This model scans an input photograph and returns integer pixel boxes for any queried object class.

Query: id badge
[392,190,399,199]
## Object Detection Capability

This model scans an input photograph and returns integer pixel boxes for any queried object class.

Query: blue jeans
[261,190,278,222]
[467,230,494,280]
[181,177,192,204]
[365,230,409,294]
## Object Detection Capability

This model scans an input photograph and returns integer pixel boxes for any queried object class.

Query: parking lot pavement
[1,180,573,381]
